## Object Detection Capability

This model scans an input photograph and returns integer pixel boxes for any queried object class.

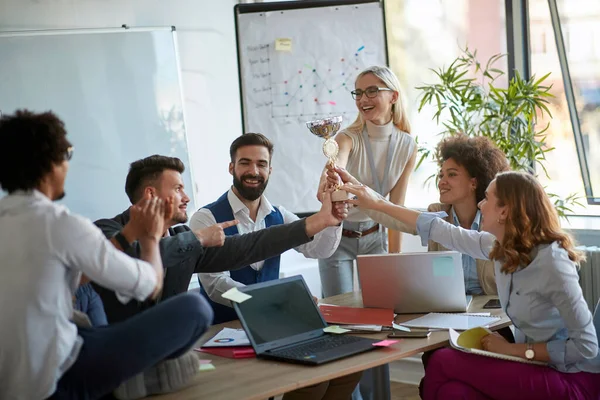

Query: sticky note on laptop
[222,287,252,303]
[324,325,351,334]
[432,256,455,277]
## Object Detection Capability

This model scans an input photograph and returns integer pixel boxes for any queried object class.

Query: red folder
[319,305,394,326]
[195,346,256,359]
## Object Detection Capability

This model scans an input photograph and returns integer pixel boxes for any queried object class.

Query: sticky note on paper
[198,359,212,365]
[324,325,351,334]
[432,256,455,277]
[199,363,216,371]
[275,38,292,52]
[372,339,399,347]
[222,287,252,303]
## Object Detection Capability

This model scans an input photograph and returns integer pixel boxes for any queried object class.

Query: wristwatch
[525,342,535,360]
[114,230,132,251]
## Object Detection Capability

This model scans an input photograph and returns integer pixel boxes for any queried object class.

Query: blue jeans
[50,292,213,400]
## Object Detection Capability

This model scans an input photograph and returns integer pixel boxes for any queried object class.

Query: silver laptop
[357,251,470,313]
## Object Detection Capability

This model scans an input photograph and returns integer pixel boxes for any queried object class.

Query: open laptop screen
[235,277,326,346]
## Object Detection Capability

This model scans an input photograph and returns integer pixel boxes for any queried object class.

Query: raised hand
[127,194,169,242]
[341,183,382,210]
[331,165,360,185]
[332,201,349,220]
[193,219,239,247]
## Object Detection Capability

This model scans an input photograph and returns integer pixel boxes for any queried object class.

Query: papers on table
[343,324,383,332]
[202,328,250,348]
[323,325,351,334]
[199,363,216,371]
[402,313,501,331]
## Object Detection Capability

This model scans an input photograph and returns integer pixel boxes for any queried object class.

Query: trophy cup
[306,116,349,202]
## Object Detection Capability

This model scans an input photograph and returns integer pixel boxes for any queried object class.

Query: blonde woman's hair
[345,66,411,134]
[488,171,584,273]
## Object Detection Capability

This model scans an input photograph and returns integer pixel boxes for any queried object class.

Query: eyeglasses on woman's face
[351,86,393,100]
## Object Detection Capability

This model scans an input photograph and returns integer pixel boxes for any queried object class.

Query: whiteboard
[236,1,387,213]
[0,27,195,221]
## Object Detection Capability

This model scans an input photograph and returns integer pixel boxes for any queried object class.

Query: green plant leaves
[415,46,579,218]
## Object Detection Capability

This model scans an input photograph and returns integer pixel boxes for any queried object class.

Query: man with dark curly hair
[0,109,214,399]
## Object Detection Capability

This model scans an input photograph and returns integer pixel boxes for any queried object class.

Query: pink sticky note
[372,339,399,347]
[198,359,212,364]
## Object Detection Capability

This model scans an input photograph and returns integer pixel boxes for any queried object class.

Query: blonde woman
[340,171,600,399]
[318,66,417,298]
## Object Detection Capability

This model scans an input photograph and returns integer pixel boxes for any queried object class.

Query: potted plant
[415,46,581,216]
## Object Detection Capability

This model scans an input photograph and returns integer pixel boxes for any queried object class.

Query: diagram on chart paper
[244,43,379,120]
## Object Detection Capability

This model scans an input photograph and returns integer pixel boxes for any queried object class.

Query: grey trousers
[318,220,387,298]
[318,220,391,400]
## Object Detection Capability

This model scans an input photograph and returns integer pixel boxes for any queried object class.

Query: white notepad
[402,313,501,330]
[449,328,547,365]
[202,328,250,348]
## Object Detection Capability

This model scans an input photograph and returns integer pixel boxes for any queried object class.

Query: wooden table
[153,293,510,400]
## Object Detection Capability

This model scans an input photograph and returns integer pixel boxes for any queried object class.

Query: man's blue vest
[200,191,284,324]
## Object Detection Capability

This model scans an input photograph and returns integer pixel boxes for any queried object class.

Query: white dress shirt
[0,191,157,400]
[189,188,342,306]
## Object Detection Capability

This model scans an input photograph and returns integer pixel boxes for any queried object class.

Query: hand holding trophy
[306,116,350,202]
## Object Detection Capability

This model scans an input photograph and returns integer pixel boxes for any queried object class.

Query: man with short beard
[189,133,344,324]
[93,154,343,324]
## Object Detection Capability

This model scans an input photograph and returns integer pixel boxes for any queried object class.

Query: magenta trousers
[423,348,600,400]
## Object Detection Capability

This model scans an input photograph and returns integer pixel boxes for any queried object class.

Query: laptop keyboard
[268,335,364,359]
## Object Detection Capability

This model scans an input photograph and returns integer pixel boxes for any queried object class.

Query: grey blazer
[92,209,312,323]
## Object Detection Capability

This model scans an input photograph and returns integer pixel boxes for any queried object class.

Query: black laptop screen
[236,279,326,345]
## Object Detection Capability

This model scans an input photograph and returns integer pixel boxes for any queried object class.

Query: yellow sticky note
[199,363,216,372]
[222,287,252,303]
[275,38,292,52]
[323,325,351,334]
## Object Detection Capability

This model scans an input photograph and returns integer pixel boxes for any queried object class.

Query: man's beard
[172,209,188,225]
[233,173,268,201]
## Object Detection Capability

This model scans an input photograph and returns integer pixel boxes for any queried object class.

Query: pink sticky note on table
[372,339,399,347]
[198,359,212,365]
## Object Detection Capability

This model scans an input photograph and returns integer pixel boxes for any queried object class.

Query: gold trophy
[306,116,349,202]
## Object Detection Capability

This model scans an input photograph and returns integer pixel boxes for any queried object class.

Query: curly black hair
[435,134,510,203]
[125,155,185,204]
[0,109,72,194]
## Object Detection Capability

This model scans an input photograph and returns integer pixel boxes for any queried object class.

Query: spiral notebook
[402,313,501,330]
[449,328,547,366]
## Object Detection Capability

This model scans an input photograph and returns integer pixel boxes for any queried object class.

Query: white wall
[0,0,429,297]
[0,0,243,208]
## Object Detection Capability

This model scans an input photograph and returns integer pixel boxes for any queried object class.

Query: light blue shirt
[416,211,600,373]
[451,208,483,295]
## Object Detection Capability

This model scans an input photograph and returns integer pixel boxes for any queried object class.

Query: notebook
[196,346,256,359]
[357,251,470,313]
[233,276,380,365]
[318,305,394,326]
[202,328,250,348]
[449,327,547,366]
[402,313,501,330]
